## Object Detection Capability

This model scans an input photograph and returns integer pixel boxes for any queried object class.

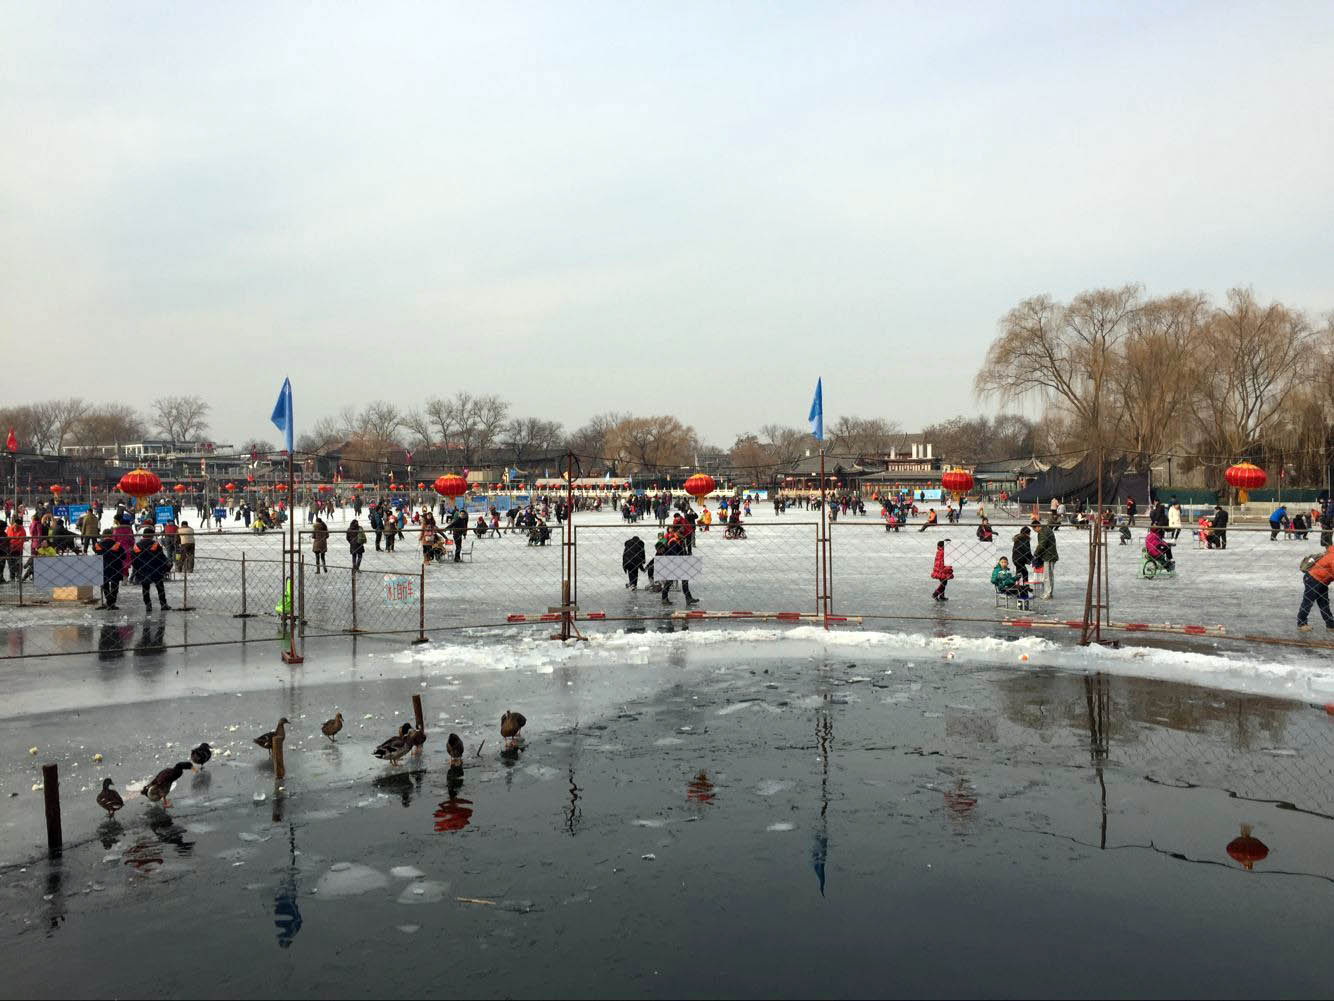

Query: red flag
[4,429,16,453]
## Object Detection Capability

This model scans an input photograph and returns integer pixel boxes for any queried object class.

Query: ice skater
[930,539,953,601]
[1297,545,1334,633]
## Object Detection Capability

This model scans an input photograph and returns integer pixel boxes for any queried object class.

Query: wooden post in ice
[412,693,424,732]
[271,730,286,781]
[42,763,62,857]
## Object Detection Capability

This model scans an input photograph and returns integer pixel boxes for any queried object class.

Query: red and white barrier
[1004,617,1226,637]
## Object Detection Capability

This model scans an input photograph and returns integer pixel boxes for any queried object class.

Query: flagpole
[819,446,829,630]
[283,446,302,664]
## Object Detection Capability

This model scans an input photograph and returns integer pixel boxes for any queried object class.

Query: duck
[96,778,124,818]
[373,723,414,765]
[254,718,290,750]
[321,713,344,742]
[189,742,212,768]
[500,710,527,748]
[446,733,464,765]
[407,727,427,755]
[143,762,193,808]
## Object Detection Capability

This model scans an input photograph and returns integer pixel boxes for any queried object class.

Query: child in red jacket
[931,539,954,601]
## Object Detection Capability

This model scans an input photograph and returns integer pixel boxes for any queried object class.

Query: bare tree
[604,416,699,472]
[71,403,146,448]
[827,416,907,458]
[503,417,565,466]
[565,412,626,464]
[240,438,277,457]
[473,394,511,459]
[758,424,811,467]
[400,409,435,452]
[1190,288,1313,459]
[150,395,211,447]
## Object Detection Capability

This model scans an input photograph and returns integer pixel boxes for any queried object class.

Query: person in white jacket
[1167,500,1182,540]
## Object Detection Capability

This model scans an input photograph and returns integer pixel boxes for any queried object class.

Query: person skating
[1297,545,1334,632]
[1034,521,1059,598]
[131,526,172,611]
[76,507,100,554]
[1145,525,1175,571]
[659,528,698,605]
[346,519,366,572]
[177,520,195,574]
[1210,504,1229,549]
[622,536,647,589]
[1269,505,1289,542]
[449,507,469,562]
[930,539,953,601]
[312,517,329,572]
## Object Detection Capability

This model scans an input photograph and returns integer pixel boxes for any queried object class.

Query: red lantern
[49,484,63,495]
[276,482,288,491]
[173,484,187,493]
[417,482,425,490]
[224,482,236,492]
[117,467,162,509]
[684,473,716,497]
[1226,825,1269,871]
[434,474,468,498]
[941,468,974,496]
[318,484,331,492]
[1225,462,1266,491]
[354,482,364,490]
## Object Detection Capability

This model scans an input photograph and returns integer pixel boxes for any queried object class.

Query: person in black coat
[1209,504,1229,549]
[449,508,469,562]
[1011,526,1033,584]
[622,536,647,589]
[93,528,124,609]
[130,526,172,611]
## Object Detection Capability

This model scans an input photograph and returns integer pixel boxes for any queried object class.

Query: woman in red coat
[930,539,954,601]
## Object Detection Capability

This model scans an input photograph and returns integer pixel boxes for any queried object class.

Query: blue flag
[271,377,293,453]
[808,378,824,442]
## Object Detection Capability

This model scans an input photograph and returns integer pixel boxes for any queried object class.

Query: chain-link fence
[4,503,1334,659]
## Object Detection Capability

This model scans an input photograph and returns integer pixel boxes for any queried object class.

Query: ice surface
[755,780,792,797]
[397,880,449,904]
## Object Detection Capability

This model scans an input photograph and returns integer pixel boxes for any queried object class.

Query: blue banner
[64,503,89,523]
[53,504,69,521]
[155,504,175,525]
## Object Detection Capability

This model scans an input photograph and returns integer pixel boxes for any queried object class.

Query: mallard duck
[254,718,290,750]
[407,727,427,754]
[143,762,193,808]
[189,742,212,767]
[373,723,413,765]
[321,712,344,742]
[96,778,124,818]
[500,710,526,748]
[446,733,464,765]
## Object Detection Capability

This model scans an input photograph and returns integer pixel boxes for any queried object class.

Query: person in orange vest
[1298,546,1334,632]
[918,508,938,533]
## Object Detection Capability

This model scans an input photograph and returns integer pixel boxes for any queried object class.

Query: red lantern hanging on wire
[1225,461,1266,503]
[433,474,468,498]
[941,468,974,501]
[173,483,187,493]
[49,484,63,495]
[224,482,236,492]
[117,467,162,510]
[683,473,716,498]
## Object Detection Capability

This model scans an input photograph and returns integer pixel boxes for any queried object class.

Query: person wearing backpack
[1297,546,1334,632]
[346,519,366,572]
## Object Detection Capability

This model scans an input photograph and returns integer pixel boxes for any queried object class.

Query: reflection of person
[1297,546,1334,633]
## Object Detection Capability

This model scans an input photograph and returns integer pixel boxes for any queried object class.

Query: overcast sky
[2,1,1331,448]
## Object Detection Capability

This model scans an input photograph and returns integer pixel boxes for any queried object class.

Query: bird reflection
[942,775,978,829]
[1226,824,1270,871]
[686,771,716,804]
[434,767,474,832]
[373,769,422,807]
[147,806,195,855]
[190,769,212,793]
[97,817,125,850]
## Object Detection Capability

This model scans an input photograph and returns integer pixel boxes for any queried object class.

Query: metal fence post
[42,762,61,857]
[348,565,359,633]
[234,552,255,618]
[412,564,428,644]
[298,553,306,657]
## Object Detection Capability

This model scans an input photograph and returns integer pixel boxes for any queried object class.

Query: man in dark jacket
[131,526,172,611]
[93,528,123,609]
[449,508,469,562]
[622,536,647,589]
[1210,504,1229,549]
[1034,523,1059,598]
[1011,527,1033,584]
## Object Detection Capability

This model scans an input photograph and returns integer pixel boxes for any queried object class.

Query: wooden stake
[42,763,61,857]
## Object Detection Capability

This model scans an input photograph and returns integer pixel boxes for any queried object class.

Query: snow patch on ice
[314,863,389,898]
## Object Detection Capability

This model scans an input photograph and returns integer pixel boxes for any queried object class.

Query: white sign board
[654,555,703,581]
[382,574,419,606]
[33,555,102,588]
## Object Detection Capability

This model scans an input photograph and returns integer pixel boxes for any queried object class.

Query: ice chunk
[766,822,795,832]
[314,863,389,898]
[755,780,792,796]
[653,737,684,746]
[390,866,425,879]
[632,819,666,828]
[397,880,449,904]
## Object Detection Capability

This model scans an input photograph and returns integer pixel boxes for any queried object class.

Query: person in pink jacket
[1145,525,1175,571]
[930,539,954,601]
[111,511,135,579]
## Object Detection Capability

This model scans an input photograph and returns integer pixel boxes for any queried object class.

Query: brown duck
[321,713,344,742]
[96,778,124,818]
[373,723,413,765]
[500,711,526,748]
[254,718,290,750]
[143,762,193,808]
[446,733,464,765]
